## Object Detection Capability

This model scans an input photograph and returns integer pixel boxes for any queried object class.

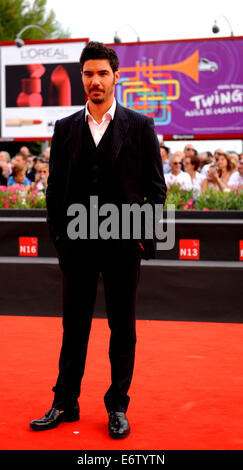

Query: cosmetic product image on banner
[49,65,71,106]
[5,63,84,108]
[6,119,42,126]
[17,64,46,107]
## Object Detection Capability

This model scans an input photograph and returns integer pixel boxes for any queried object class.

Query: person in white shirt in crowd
[0,150,11,163]
[31,161,49,191]
[201,152,234,192]
[198,151,213,171]
[200,148,224,177]
[227,154,243,188]
[160,144,170,173]
[165,154,192,191]
[184,154,206,196]
[0,150,12,176]
[174,150,185,160]
[172,150,185,171]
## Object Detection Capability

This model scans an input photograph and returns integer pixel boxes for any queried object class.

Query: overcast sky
[44,0,243,152]
[45,0,241,43]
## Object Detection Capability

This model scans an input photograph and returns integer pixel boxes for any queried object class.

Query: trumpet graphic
[119,50,199,83]
[117,50,200,126]
[159,50,199,83]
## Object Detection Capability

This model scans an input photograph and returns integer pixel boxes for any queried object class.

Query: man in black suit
[30,42,166,438]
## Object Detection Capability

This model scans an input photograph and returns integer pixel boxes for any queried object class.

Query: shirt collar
[85,98,116,123]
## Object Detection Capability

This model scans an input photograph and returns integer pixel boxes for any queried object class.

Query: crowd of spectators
[0,142,243,201]
[160,142,243,196]
[0,145,50,192]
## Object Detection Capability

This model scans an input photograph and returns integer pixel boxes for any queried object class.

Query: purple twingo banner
[110,38,243,140]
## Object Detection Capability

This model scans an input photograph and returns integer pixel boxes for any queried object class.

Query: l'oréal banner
[111,38,243,139]
[0,39,87,139]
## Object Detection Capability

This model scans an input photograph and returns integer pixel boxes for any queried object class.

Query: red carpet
[1,315,243,450]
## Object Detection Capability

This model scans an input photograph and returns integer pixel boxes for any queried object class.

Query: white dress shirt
[85,99,116,146]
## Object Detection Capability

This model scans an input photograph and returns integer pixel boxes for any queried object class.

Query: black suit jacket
[46,102,166,259]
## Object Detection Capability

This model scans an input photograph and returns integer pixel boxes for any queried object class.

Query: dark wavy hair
[188,155,201,171]
[80,41,119,73]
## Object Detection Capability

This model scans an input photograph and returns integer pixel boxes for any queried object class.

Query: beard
[90,95,105,104]
[86,77,116,104]
[88,88,105,104]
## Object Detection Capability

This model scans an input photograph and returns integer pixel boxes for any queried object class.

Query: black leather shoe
[30,406,79,431]
[108,411,130,439]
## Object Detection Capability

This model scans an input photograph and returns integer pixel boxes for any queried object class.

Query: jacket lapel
[71,108,85,166]
[110,103,129,164]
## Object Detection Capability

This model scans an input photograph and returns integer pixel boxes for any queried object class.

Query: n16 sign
[19,237,38,257]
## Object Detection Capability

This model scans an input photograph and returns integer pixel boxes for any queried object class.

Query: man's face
[184,145,194,156]
[170,157,182,175]
[160,147,168,162]
[12,155,27,170]
[82,59,120,105]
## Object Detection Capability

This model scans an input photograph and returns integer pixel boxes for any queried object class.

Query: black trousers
[52,239,141,413]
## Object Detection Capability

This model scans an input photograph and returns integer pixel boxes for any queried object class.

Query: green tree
[0,0,70,41]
